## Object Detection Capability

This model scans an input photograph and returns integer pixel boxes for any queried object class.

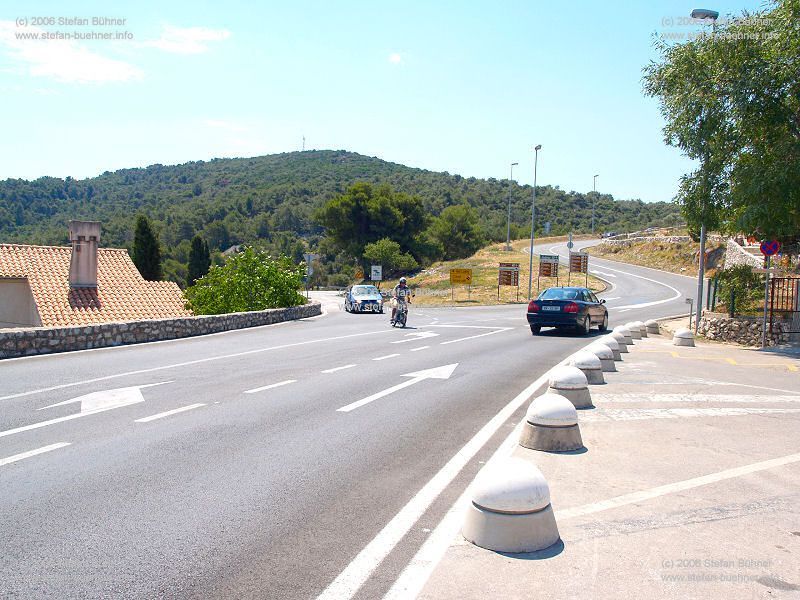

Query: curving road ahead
[0,251,696,599]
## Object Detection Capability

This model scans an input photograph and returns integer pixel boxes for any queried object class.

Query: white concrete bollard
[462,457,561,553]
[587,342,616,372]
[613,326,634,346]
[519,392,583,452]
[548,365,593,408]
[609,331,629,353]
[632,320,648,338]
[600,335,623,361]
[625,322,642,340]
[673,328,696,347]
[645,319,660,335]
[569,351,605,384]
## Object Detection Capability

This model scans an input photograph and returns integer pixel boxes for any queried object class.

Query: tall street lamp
[691,7,718,333]
[505,162,519,251]
[527,145,542,300]
[592,174,599,235]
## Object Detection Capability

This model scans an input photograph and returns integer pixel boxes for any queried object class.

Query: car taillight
[563,302,579,313]
[528,301,541,312]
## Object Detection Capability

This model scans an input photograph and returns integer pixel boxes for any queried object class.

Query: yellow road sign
[450,268,473,285]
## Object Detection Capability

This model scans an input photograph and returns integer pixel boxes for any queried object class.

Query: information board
[569,252,589,274]
[539,254,559,277]
[498,262,520,286]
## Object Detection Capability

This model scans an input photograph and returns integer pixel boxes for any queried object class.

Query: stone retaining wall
[0,301,321,359]
[698,312,791,347]
[723,238,762,269]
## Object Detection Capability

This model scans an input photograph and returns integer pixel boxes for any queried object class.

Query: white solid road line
[592,393,800,404]
[135,403,206,423]
[243,379,297,394]
[0,442,71,468]
[322,364,357,374]
[373,354,400,361]
[410,346,430,352]
[557,452,800,520]
[0,329,397,402]
[317,366,555,600]
[581,407,800,422]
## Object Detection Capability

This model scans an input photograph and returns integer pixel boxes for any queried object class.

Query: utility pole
[592,174,599,235]
[527,145,542,300]
[505,162,519,251]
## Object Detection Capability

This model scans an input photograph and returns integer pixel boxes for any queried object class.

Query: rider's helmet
[399,277,407,284]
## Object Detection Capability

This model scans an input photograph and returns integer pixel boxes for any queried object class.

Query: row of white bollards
[463,318,697,553]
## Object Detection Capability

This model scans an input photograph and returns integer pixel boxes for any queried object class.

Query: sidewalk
[415,324,800,599]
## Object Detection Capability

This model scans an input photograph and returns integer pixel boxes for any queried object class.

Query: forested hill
[0,149,681,275]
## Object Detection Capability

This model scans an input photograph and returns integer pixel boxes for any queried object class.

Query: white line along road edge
[316,360,562,600]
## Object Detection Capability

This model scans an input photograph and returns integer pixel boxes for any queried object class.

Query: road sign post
[759,241,780,348]
[568,252,588,287]
[450,268,473,301]
[498,263,520,302]
[537,254,560,291]
[686,297,694,330]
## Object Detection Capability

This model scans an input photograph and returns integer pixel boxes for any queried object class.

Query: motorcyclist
[390,277,412,324]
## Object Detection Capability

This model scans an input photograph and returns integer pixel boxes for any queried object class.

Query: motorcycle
[390,298,409,328]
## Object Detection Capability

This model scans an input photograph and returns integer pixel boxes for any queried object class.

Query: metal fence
[770,277,800,334]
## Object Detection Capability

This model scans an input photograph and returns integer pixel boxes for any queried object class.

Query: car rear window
[539,288,580,300]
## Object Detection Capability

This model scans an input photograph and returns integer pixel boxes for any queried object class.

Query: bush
[184,247,305,315]
[716,264,763,314]
[363,238,419,277]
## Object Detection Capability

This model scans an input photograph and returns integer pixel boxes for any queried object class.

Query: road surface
[0,243,696,599]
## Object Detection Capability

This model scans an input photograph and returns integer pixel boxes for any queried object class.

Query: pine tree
[187,235,211,286]
[132,215,162,281]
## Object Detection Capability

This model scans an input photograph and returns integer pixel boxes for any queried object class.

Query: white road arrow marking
[336,364,458,413]
[391,331,440,344]
[39,382,171,412]
[0,382,172,439]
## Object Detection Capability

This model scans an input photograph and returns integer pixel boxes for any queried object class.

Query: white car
[344,285,384,313]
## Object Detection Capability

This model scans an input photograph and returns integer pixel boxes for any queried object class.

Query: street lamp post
[527,145,542,300]
[505,162,519,251]
[592,174,599,235]
[691,7,718,333]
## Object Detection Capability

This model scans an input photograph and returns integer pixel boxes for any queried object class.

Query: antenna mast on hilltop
[302,136,306,151]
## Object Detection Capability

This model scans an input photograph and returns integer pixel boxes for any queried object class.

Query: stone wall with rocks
[600,234,727,247]
[0,301,321,359]
[698,312,792,347]
[723,238,763,269]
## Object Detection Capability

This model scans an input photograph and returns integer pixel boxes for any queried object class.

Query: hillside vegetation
[385,235,604,307]
[0,150,683,285]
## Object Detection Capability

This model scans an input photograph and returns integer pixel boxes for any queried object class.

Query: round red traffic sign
[760,240,780,256]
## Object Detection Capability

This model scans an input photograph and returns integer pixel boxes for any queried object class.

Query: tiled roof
[0,244,192,327]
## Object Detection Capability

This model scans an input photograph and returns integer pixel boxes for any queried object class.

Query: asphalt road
[0,242,697,599]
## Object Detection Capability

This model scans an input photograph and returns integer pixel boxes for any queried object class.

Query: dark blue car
[526,286,608,335]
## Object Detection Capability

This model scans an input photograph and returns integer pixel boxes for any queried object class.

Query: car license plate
[542,306,560,311]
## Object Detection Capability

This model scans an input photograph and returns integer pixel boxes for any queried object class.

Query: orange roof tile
[0,244,192,327]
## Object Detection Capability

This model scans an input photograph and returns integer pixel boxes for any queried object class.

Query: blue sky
[0,0,764,202]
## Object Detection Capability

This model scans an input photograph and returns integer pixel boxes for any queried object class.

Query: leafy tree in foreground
[315,182,428,268]
[427,204,485,260]
[132,214,162,281]
[184,247,305,315]
[643,0,800,249]
[363,238,418,278]
[187,235,211,286]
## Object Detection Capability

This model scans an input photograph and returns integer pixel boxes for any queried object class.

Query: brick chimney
[68,220,101,288]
